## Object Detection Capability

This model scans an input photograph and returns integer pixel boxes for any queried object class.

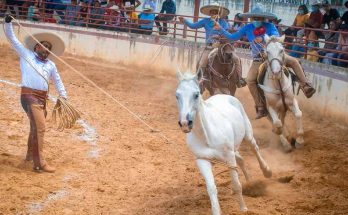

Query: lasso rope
[6,16,172,142]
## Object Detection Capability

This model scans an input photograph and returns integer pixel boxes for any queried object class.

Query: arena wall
[1,21,348,124]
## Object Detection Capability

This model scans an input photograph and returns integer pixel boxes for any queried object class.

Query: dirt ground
[0,46,348,215]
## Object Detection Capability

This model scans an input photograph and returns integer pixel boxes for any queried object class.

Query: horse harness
[207,43,238,81]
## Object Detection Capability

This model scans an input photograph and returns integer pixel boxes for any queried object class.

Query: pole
[194,0,200,22]
[244,0,250,13]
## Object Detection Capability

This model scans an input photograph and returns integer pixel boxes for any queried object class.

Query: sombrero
[240,4,277,20]
[109,5,120,11]
[200,2,230,17]
[24,32,65,57]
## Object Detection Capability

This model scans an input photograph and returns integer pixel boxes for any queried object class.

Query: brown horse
[201,41,245,96]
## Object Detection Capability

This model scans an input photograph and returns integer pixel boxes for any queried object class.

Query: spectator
[44,0,66,20]
[305,0,323,45]
[137,5,155,35]
[6,0,18,17]
[306,42,319,62]
[60,0,80,25]
[43,11,57,23]
[122,0,140,9]
[18,0,30,19]
[284,5,310,46]
[27,0,42,21]
[142,0,156,12]
[0,0,6,17]
[77,1,89,27]
[321,0,340,29]
[124,2,138,31]
[333,24,348,67]
[289,29,306,58]
[231,13,244,32]
[272,18,283,34]
[102,5,123,31]
[318,21,340,64]
[155,0,176,35]
[341,1,348,25]
[89,0,105,28]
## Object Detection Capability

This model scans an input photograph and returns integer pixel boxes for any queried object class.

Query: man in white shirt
[4,15,68,173]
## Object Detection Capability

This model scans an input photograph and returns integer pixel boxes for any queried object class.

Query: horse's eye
[194,93,199,99]
[175,94,179,99]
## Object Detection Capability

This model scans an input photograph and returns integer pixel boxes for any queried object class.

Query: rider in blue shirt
[178,3,245,90]
[216,4,316,119]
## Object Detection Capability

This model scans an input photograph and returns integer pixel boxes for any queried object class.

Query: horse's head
[218,42,235,63]
[264,35,286,76]
[175,69,203,133]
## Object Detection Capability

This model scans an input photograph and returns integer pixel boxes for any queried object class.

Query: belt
[21,87,48,101]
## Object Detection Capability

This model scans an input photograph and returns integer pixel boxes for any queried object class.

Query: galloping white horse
[260,35,304,151]
[175,69,272,214]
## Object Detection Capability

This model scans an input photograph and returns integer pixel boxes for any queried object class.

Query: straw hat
[109,5,120,11]
[124,2,134,9]
[24,32,65,57]
[240,3,277,20]
[200,2,230,17]
[143,5,153,11]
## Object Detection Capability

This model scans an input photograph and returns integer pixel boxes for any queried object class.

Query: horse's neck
[194,98,214,147]
[264,66,290,90]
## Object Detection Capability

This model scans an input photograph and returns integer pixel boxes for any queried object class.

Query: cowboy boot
[300,82,316,98]
[34,164,56,173]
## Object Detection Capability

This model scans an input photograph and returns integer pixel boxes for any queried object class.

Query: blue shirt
[139,13,155,29]
[160,0,176,14]
[184,18,230,43]
[220,22,280,58]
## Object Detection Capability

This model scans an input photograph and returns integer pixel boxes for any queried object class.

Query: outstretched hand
[178,16,184,24]
[5,14,13,23]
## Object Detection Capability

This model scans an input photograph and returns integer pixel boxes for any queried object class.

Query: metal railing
[1,1,347,66]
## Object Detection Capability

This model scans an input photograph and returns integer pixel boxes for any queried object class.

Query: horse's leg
[196,159,221,215]
[268,106,283,135]
[229,82,237,97]
[235,151,251,181]
[225,151,248,212]
[279,110,292,152]
[244,137,272,178]
[289,98,304,148]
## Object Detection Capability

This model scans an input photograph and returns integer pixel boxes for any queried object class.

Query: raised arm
[220,24,247,41]
[4,20,31,59]
[183,18,206,29]
[50,64,68,99]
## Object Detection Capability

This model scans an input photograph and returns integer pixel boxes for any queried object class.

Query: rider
[215,4,316,119]
[178,2,246,88]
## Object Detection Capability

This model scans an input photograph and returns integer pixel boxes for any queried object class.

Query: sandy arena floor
[0,46,348,215]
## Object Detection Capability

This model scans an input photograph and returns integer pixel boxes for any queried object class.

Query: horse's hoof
[262,166,272,178]
[272,127,283,135]
[240,206,248,212]
[283,144,293,153]
[295,140,304,149]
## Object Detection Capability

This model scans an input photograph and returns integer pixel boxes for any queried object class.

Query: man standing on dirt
[4,15,68,173]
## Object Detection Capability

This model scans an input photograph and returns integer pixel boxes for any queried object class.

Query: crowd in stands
[0,0,176,35]
[0,0,347,67]
[286,0,348,67]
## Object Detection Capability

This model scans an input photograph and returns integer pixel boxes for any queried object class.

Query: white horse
[260,35,304,151]
[175,69,272,214]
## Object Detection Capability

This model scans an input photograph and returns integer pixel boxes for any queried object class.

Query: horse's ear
[264,34,271,44]
[278,35,286,43]
[196,68,204,83]
[176,67,184,81]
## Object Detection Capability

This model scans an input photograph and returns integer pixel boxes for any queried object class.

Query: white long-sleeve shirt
[5,23,67,98]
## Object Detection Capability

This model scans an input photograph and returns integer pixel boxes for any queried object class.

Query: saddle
[257,62,293,85]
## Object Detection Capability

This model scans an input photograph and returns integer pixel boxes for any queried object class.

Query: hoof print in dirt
[242,180,267,197]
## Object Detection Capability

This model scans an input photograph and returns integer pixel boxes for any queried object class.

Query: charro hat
[109,5,120,10]
[24,32,65,57]
[240,3,277,20]
[200,2,230,17]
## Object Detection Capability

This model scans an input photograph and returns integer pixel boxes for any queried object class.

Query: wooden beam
[194,0,201,22]
[243,0,250,13]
